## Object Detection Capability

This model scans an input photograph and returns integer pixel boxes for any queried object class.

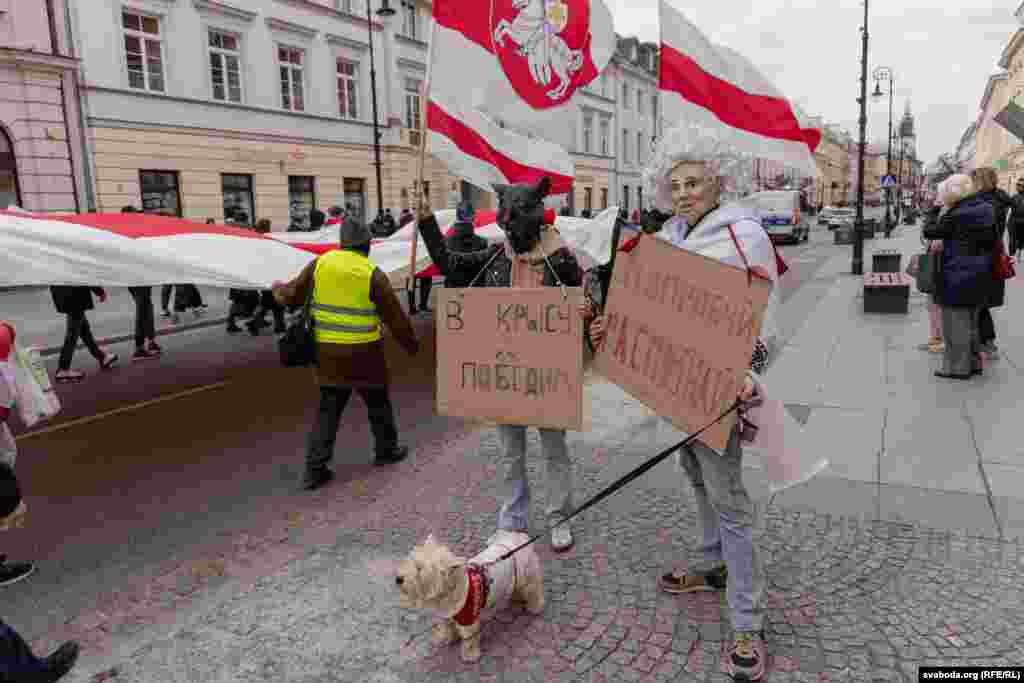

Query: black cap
[339,217,372,247]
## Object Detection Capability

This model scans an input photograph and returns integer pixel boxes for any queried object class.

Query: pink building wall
[0,0,86,212]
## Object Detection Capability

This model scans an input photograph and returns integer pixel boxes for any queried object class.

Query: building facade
[813,125,852,207]
[71,0,462,228]
[0,0,89,212]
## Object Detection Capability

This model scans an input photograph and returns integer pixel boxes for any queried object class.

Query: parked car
[826,208,856,231]
[747,190,809,244]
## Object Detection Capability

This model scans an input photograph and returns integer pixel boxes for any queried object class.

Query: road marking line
[14,381,230,441]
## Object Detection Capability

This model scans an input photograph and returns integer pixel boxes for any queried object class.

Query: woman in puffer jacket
[921,174,997,380]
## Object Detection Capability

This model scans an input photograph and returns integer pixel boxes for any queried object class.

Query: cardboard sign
[437,287,585,431]
[594,237,772,451]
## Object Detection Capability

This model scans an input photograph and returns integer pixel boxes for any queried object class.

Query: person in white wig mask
[591,120,782,681]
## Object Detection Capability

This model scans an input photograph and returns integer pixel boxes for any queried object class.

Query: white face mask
[671,161,722,227]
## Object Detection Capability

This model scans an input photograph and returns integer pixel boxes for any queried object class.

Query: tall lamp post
[872,67,894,234]
[896,130,905,221]
[366,0,396,223]
[852,0,870,275]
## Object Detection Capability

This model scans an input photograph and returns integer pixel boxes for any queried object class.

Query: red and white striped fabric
[426,98,574,195]
[658,0,820,176]
[0,207,620,288]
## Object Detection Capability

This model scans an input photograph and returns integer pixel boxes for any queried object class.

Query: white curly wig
[642,120,757,212]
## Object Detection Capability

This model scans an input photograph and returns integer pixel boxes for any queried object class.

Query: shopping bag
[915,251,939,294]
[12,345,61,428]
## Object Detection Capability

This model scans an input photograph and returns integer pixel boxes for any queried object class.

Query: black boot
[375,445,409,466]
[40,641,79,682]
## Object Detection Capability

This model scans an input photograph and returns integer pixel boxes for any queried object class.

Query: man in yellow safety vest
[273,218,420,491]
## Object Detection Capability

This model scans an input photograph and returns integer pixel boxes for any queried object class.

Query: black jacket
[50,286,103,315]
[922,195,996,308]
[977,189,1012,241]
[419,213,582,290]
[441,222,491,288]
[1008,192,1024,229]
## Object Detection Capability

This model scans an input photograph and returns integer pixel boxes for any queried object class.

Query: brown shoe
[658,564,728,594]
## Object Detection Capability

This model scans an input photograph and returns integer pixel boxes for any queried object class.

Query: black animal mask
[493,177,551,255]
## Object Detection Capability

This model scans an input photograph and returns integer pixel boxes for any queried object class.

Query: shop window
[209,30,243,103]
[0,128,19,210]
[601,187,608,210]
[122,11,164,92]
[278,46,305,111]
[139,170,181,216]
[222,173,255,226]
[344,177,365,224]
[583,187,592,212]
[288,176,316,230]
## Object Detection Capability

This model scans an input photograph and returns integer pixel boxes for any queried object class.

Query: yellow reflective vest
[310,250,382,345]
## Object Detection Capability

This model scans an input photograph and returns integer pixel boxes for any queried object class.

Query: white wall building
[69,0,460,227]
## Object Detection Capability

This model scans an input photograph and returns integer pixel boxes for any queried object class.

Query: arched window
[0,127,20,209]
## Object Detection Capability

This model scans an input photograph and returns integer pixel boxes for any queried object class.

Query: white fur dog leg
[432,620,458,646]
[455,621,482,662]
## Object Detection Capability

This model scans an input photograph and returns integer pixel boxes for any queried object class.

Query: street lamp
[872,66,894,235]
[366,0,395,223]
[852,0,870,276]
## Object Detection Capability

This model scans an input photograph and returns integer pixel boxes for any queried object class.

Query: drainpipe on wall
[45,0,82,212]
[64,0,96,211]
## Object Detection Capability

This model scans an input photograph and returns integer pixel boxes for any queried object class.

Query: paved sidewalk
[27,224,1023,682]
[1,286,232,355]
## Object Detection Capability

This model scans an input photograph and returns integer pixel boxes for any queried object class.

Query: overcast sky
[608,0,1018,163]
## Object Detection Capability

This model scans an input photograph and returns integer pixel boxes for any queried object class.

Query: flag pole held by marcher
[407,19,436,311]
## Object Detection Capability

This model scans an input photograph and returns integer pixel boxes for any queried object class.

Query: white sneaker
[549,518,574,552]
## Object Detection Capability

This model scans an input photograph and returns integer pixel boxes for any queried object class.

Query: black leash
[495,400,741,562]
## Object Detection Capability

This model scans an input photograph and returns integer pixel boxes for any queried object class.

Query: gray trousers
[941,305,980,376]
[679,427,765,632]
[496,425,574,532]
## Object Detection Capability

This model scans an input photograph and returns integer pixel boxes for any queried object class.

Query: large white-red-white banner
[658,0,820,176]
[429,0,615,160]
[0,208,619,288]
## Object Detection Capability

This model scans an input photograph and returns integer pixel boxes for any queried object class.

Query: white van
[745,190,809,244]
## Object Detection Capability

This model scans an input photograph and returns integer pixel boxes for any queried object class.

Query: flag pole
[407,18,436,314]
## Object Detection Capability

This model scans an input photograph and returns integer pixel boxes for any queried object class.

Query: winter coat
[273,255,419,388]
[441,222,490,288]
[971,190,1009,308]
[1008,192,1024,229]
[50,286,103,315]
[922,194,996,308]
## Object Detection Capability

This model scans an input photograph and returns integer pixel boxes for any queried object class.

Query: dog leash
[493,399,742,563]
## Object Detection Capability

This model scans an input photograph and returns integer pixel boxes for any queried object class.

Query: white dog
[396,531,545,662]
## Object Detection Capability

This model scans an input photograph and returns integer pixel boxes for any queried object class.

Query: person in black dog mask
[417,177,600,552]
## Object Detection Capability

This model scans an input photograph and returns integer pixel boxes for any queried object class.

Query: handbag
[915,251,939,294]
[278,283,316,367]
[994,239,1016,280]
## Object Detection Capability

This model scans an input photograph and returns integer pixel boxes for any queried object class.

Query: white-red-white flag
[429,0,614,156]
[657,0,820,176]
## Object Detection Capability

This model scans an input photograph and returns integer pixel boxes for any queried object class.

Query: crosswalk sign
[881,175,897,188]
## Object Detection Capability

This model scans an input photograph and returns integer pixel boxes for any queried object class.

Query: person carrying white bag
[0,321,61,429]
[0,320,47,586]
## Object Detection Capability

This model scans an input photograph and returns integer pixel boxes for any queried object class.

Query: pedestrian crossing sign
[881,175,897,188]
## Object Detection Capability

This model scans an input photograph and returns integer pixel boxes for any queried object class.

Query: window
[582,114,593,154]
[401,0,419,39]
[344,177,365,224]
[289,176,316,229]
[600,118,609,155]
[637,131,644,163]
[622,82,629,108]
[601,188,608,209]
[622,185,630,212]
[637,186,643,210]
[222,173,255,226]
[335,0,356,12]
[209,30,242,103]
[122,11,164,92]
[337,59,358,119]
[652,94,657,123]
[278,46,305,111]
[0,128,20,210]
[637,89,644,114]
[139,171,181,216]
[583,187,592,212]
[405,78,422,130]
[622,128,629,164]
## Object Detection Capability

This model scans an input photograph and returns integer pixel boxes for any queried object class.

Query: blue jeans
[679,427,764,632]
[0,618,49,678]
[496,426,574,532]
